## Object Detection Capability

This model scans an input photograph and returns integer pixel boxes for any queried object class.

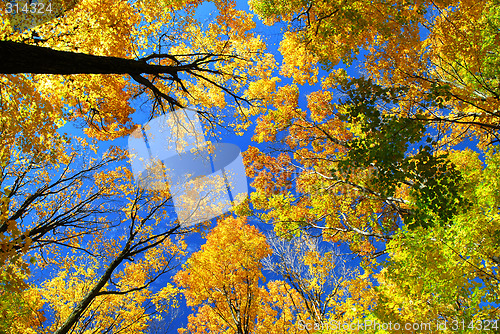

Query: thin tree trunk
[53,240,132,334]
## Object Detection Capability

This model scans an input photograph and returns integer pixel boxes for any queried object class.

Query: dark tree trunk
[0,40,173,75]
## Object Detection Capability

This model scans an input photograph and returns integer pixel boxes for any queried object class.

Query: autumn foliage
[0,0,499,332]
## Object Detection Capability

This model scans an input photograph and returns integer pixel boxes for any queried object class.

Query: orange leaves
[273,84,299,108]
[0,0,275,331]
[4,0,497,330]
[252,85,303,143]
[175,216,271,295]
[253,115,278,143]
[174,216,271,333]
[255,280,303,332]
[175,217,346,333]
[1,0,281,150]
[245,77,280,103]
[244,92,393,253]
[223,8,257,37]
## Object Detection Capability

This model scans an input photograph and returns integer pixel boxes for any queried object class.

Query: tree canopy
[1,0,499,332]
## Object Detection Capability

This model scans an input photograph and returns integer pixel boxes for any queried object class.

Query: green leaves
[334,78,469,228]
[427,82,453,107]
[337,79,423,186]
[406,151,468,228]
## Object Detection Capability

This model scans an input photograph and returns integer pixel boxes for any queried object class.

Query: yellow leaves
[94,165,134,196]
[38,237,183,333]
[5,0,498,331]
[174,216,272,332]
[153,283,178,305]
[245,76,280,102]
[0,0,279,332]
[251,0,499,147]
[448,148,482,180]
[42,264,90,321]
[424,0,500,144]
[0,193,11,227]
[0,74,66,160]
[279,31,320,85]
[321,68,349,90]
[54,0,137,56]
[0,276,45,334]
[177,217,339,333]
[273,84,299,112]
[121,202,135,219]
[253,115,277,143]
[253,86,306,142]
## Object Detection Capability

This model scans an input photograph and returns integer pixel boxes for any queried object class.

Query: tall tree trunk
[0,40,173,75]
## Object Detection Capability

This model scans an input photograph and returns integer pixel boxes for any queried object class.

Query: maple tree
[245,0,499,245]
[323,148,500,333]
[174,216,272,334]
[0,139,121,332]
[0,0,276,144]
[243,76,469,258]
